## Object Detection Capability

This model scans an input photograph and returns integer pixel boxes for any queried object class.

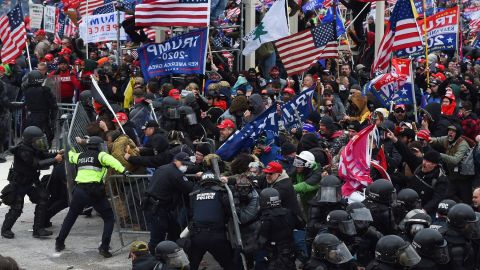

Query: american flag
[54,12,78,44]
[93,2,116,14]
[135,0,210,27]
[79,0,113,18]
[225,7,240,20]
[372,0,422,73]
[222,51,234,70]
[0,4,27,64]
[275,22,338,76]
[144,28,156,40]
[469,18,480,33]
[323,0,332,9]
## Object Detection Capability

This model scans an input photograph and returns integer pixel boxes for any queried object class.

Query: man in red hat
[217,119,236,143]
[112,112,141,146]
[34,29,51,60]
[49,56,81,103]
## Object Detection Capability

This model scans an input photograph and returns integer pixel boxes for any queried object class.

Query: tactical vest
[191,187,226,228]
[77,150,103,172]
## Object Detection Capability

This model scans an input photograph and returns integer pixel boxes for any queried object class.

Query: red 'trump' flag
[0,4,27,64]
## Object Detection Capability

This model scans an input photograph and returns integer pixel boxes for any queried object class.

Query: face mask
[179,165,188,173]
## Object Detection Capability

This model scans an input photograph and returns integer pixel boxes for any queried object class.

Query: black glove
[122,170,131,176]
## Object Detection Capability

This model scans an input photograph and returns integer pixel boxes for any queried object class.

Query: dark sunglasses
[326,104,333,107]
[395,109,405,113]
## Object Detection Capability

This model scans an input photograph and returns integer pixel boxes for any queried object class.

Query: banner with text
[43,6,56,33]
[396,7,458,58]
[29,3,44,29]
[137,28,208,80]
[79,12,127,43]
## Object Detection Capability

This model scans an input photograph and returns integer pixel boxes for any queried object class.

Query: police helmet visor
[409,224,427,236]
[398,244,421,267]
[432,241,450,264]
[165,248,189,268]
[350,208,373,222]
[464,218,480,240]
[318,186,340,203]
[339,219,357,236]
[326,242,354,264]
[32,135,49,151]
[186,113,198,125]
[293,157,306,168]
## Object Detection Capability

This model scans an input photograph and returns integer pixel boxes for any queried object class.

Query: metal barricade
[7,104,26,149]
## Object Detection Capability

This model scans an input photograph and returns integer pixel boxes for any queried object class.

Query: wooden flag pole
[422,0,429,85]
[25,41,32,71]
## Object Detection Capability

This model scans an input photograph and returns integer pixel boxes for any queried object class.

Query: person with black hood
[278,142,297,175]
[244,93,266,122]
[318,116,348,156]
[125,133,172,169]
[430,124,472,203]
[420,102,451,137]
[386,131,449,216]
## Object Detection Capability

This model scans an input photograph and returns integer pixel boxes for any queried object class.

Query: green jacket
[430,136,470,172]
[69,150,125,184]
[292,163,321,211]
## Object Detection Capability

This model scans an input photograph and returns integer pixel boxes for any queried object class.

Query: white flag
[242,0,289,55]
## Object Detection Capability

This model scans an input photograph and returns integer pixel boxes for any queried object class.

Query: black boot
[33,228,53,238]
[98,246,112,258]
[1,209,21,239]
[33,203,52,238]
[55,239,65,252]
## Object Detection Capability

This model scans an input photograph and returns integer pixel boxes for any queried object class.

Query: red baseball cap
[59,47,72,56]
[112,112,128,123]
[263,162,283,174]
[416,129,430,141]
[394,104,406,110]
[44,54,54,61]
[169,89,180,100]
[283,88,295,95]
[35,29,46,37]
[217,119,235,129]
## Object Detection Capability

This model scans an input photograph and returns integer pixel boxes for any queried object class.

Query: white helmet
[294,151,316,168]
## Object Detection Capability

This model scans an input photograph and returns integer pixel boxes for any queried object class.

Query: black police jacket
[363,199,397,235]
[439,226,476,270]
[356,226,383,267]
[147,163,194,210]
[258,207,297,251]
[132,254,158,270]
[10,143,56,185]
[304,258,357,270]
[410,258,448,270]
[24,85,58,116]
[189,184,230,229]
[366,261,404,270]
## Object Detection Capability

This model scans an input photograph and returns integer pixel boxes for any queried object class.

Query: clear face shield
[165,248,190,268]
[167,107,181,119]
[318,186,341,203]
[325,242,354,264]
[339,219,357,236]
[398,244,421,267]
[293,157,306,168]
[433,241,450,264]
[409,224,427,236]
[32,135,49,151]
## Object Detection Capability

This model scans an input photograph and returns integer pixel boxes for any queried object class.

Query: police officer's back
[257,188,297,270]
[188,171,234,270]
[411,228,450,270]
[366,235,421,270]
[363,179,397,235]
[304,233,356,270]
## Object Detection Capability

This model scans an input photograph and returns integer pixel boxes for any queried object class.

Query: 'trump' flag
[275,22,337,76]
[0,4,27,64]
[322,6,346,37]
[339,124,377,197]
[390,58,414,105]
[56,12,77,42]
[242,0,289,55]
[135,0,210,27]
[302,0,324,13]
[216,104,279,161]
[363,66,409,107]
[281,87,315,129]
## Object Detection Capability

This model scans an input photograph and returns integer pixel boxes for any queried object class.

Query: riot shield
[43,75,62,103]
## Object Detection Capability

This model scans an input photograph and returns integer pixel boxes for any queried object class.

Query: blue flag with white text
[281,87,315,130]
[322,6,345,37]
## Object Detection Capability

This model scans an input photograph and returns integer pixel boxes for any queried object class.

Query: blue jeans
[210,0,228,20]
[260,52,277,79]
[293,229,308,262]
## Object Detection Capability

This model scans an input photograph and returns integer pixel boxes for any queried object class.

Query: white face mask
[179,165,188,173]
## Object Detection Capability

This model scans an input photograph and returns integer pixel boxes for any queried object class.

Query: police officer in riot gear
[400,209,432,242]
[392,188,421,225]
[430,199,456,230]
[439,203,480,270]
[154,240,190,269]
[306,175,346,253]
[160,96,181,131]
[55,136,127,257]
[366,235,421,270]
[23,70,58,146]
[257,188,298,270]
[1,126,63,239]
[304,233,356,270]
[346,202,383,268]
[411,228,450,270]
[188,171,234,270]
[363,179,397,235]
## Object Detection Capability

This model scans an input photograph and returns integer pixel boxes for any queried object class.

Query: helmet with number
[447,203,480,239]
[199,171,220,186]
[436,199,456,216]
[316,175,342,203]
[402,209,432,237]
[293,151,316,168]
[86,136,106,152]
[27,70,45,87]
[412,228,450,264]
[346,202,373,231]
[366,179,396,204]
[326,210,357,236]
[312,233,353,264]
[259,188,281,209]
[375,235,421,267]
[155,241,189,268]
[22,126,48,151]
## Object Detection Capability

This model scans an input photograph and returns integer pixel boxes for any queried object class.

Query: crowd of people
[0,0,480,269]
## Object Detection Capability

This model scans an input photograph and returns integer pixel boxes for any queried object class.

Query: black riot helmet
[396,188,421,210]
[366,179,396,205]
[412,228,450,265]
[179,105,198,125]
[447,203,480,239]
[346,202,373,231]
[312,233,354,264]
[155,241,189,268]
[326,210,357,236]
[79,90,92,107]
[436,199,457,216]
[26,70,45,87]
[316,175,342,203]
[259,188,281,209]
[199,171,220,186]
[86,136,106,152]
[375,235,421,267]
[22,126,48,151]
[235,174,253,198]
[162,96,181,119]
[402,209,432,237]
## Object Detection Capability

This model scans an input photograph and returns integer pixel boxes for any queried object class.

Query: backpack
[459,136,476,176]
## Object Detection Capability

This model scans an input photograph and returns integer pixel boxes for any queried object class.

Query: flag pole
[455,3,461,60]
[86,0,89,60]
[410,58,418,123]
[25,41,32,71]
[422,0,429,85]
[116,7,121,66]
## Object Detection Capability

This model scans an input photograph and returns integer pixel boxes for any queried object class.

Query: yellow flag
[123,78,135,109]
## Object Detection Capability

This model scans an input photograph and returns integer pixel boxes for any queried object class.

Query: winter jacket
[430,135,470,173]
[422,102,450,137]
[111,134,142,173]
[266,171,303,219]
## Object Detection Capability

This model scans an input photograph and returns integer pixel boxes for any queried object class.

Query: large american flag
[372,0,422,73]
[54,12,78,44]
[0,4,27,63]
[275,22,338,76]
[79,0,111,18]
[93,2,115,14]
[135,0,210,27]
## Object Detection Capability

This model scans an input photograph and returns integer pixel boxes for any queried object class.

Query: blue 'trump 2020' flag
[216,104,279,161]
[281,87,315,129]
[137,27,208,80]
